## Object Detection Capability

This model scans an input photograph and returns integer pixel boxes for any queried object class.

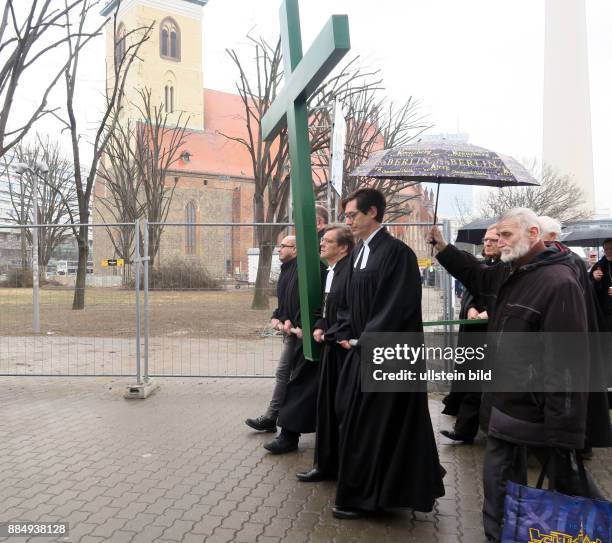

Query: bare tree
[52,0,152,309]
[133,87,190,269]
[222,37,290,310]
[96,118,144,277]
[309,63,431,221]
[1,136,78,278]
[0,0,99,158]
[223,36,431,309]
[479,160,591,223]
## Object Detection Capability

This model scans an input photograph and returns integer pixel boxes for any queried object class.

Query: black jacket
[437,243,590,449]
[271,258,299,324]
[589,256,612,317]
[313,254,351,343]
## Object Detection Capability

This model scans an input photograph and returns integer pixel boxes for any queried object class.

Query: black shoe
[332,506,365,519]
[263,435,298,454]
[578,446,593,460]
[245,415,277,432]
[296,468,329,482]
[440,429,474,444]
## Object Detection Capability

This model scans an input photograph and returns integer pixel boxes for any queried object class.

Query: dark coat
[566,250,612,446]
[589,256,612,318]
[334,228,445,512]
[276,258,326,434]
[312,254,351,475]
[442,256,495,415]
[271,258,299,323]
[437,243,591,450]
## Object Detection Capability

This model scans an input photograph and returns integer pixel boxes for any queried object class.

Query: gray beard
[500,237,532,263]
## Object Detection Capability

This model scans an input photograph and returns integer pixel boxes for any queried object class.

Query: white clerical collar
[354,226,383,270]
[363,226,383,246]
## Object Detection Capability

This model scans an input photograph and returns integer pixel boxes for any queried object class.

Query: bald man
[246,236,299,436]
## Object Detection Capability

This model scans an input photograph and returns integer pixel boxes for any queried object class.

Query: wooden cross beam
[261,0,350,360]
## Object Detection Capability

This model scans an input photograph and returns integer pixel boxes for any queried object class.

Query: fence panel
[0,223,138,376]
[145,223,290,377]
[0,220,451,378]
[144,222,448,378]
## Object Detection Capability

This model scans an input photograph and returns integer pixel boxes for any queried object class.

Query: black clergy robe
[276,261,326,434]
[312,253,351,476]
[334,227,445,512]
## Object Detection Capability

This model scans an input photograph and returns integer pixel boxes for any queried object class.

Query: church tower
[101,0,207,130]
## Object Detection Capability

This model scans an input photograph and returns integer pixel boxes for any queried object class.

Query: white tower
[543,0,595,211]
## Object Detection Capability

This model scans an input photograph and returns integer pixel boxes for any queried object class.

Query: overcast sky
[12,0,612,216]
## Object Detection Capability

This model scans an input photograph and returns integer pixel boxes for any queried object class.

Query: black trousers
[454,392,481,438]
[483,438,602,542]
[482,436,527,542]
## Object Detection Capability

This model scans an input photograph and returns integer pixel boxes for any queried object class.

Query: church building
[93,0,433,279]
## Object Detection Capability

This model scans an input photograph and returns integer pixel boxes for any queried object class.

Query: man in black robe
[331,188,446,520]
[296,224,354,482]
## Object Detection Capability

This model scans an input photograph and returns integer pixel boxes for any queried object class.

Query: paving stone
[161,519,195,541]
[234,521,266,542]
[207,527,238,543]
[2,378,610,543]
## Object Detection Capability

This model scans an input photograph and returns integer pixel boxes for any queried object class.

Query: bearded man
[428,208,594,543]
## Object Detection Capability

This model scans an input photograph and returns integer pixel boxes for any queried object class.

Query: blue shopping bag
[501,480,612,542]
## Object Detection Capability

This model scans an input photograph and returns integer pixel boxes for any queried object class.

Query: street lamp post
[14,161,48,334]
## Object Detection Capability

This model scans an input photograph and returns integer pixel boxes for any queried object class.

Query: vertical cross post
[261,0,350,360]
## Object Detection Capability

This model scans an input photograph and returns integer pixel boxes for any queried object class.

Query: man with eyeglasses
[245,235,300,441]
[441,226,501,443]
[330,188,445,519]
[296,224,354,482]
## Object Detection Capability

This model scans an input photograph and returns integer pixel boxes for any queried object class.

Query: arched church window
[161,28,168,56]
[164,84,175,113]
[115,23,126,66]
[170,31,178,58]
[160,18,180,61]
[185,201,196,254]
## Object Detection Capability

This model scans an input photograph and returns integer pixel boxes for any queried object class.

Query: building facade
[94,0,434,279]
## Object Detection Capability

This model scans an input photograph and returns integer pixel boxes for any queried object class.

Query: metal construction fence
[0,221,455,379]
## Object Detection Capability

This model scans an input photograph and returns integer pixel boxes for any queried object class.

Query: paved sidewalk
[0,377,610,543]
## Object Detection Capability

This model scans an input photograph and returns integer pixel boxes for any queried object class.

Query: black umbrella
[350,140,539,225]
[455,217,498,245]
[560,219,612,247]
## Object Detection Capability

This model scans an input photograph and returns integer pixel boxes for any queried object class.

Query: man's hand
[283,320,293,334]
[593,268,603,281]
[477,311,488,319]
[338,340,351,350]
[270,318,281,330]
[293,327,303,339]
[313,329,325,343]
[467,307,480,320]
[426,226,448,252]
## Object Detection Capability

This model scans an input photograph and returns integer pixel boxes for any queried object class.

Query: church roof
[171,88,256,180]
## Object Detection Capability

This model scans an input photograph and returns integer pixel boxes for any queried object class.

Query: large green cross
[261,0,350,360]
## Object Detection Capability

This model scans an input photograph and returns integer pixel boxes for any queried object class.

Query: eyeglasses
[482,238,499,244]
[344,211,361,220]
[279,243,295,249]
[320,238,337,244]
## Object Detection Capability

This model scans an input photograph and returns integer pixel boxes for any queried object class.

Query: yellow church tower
[101,0,207,130]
